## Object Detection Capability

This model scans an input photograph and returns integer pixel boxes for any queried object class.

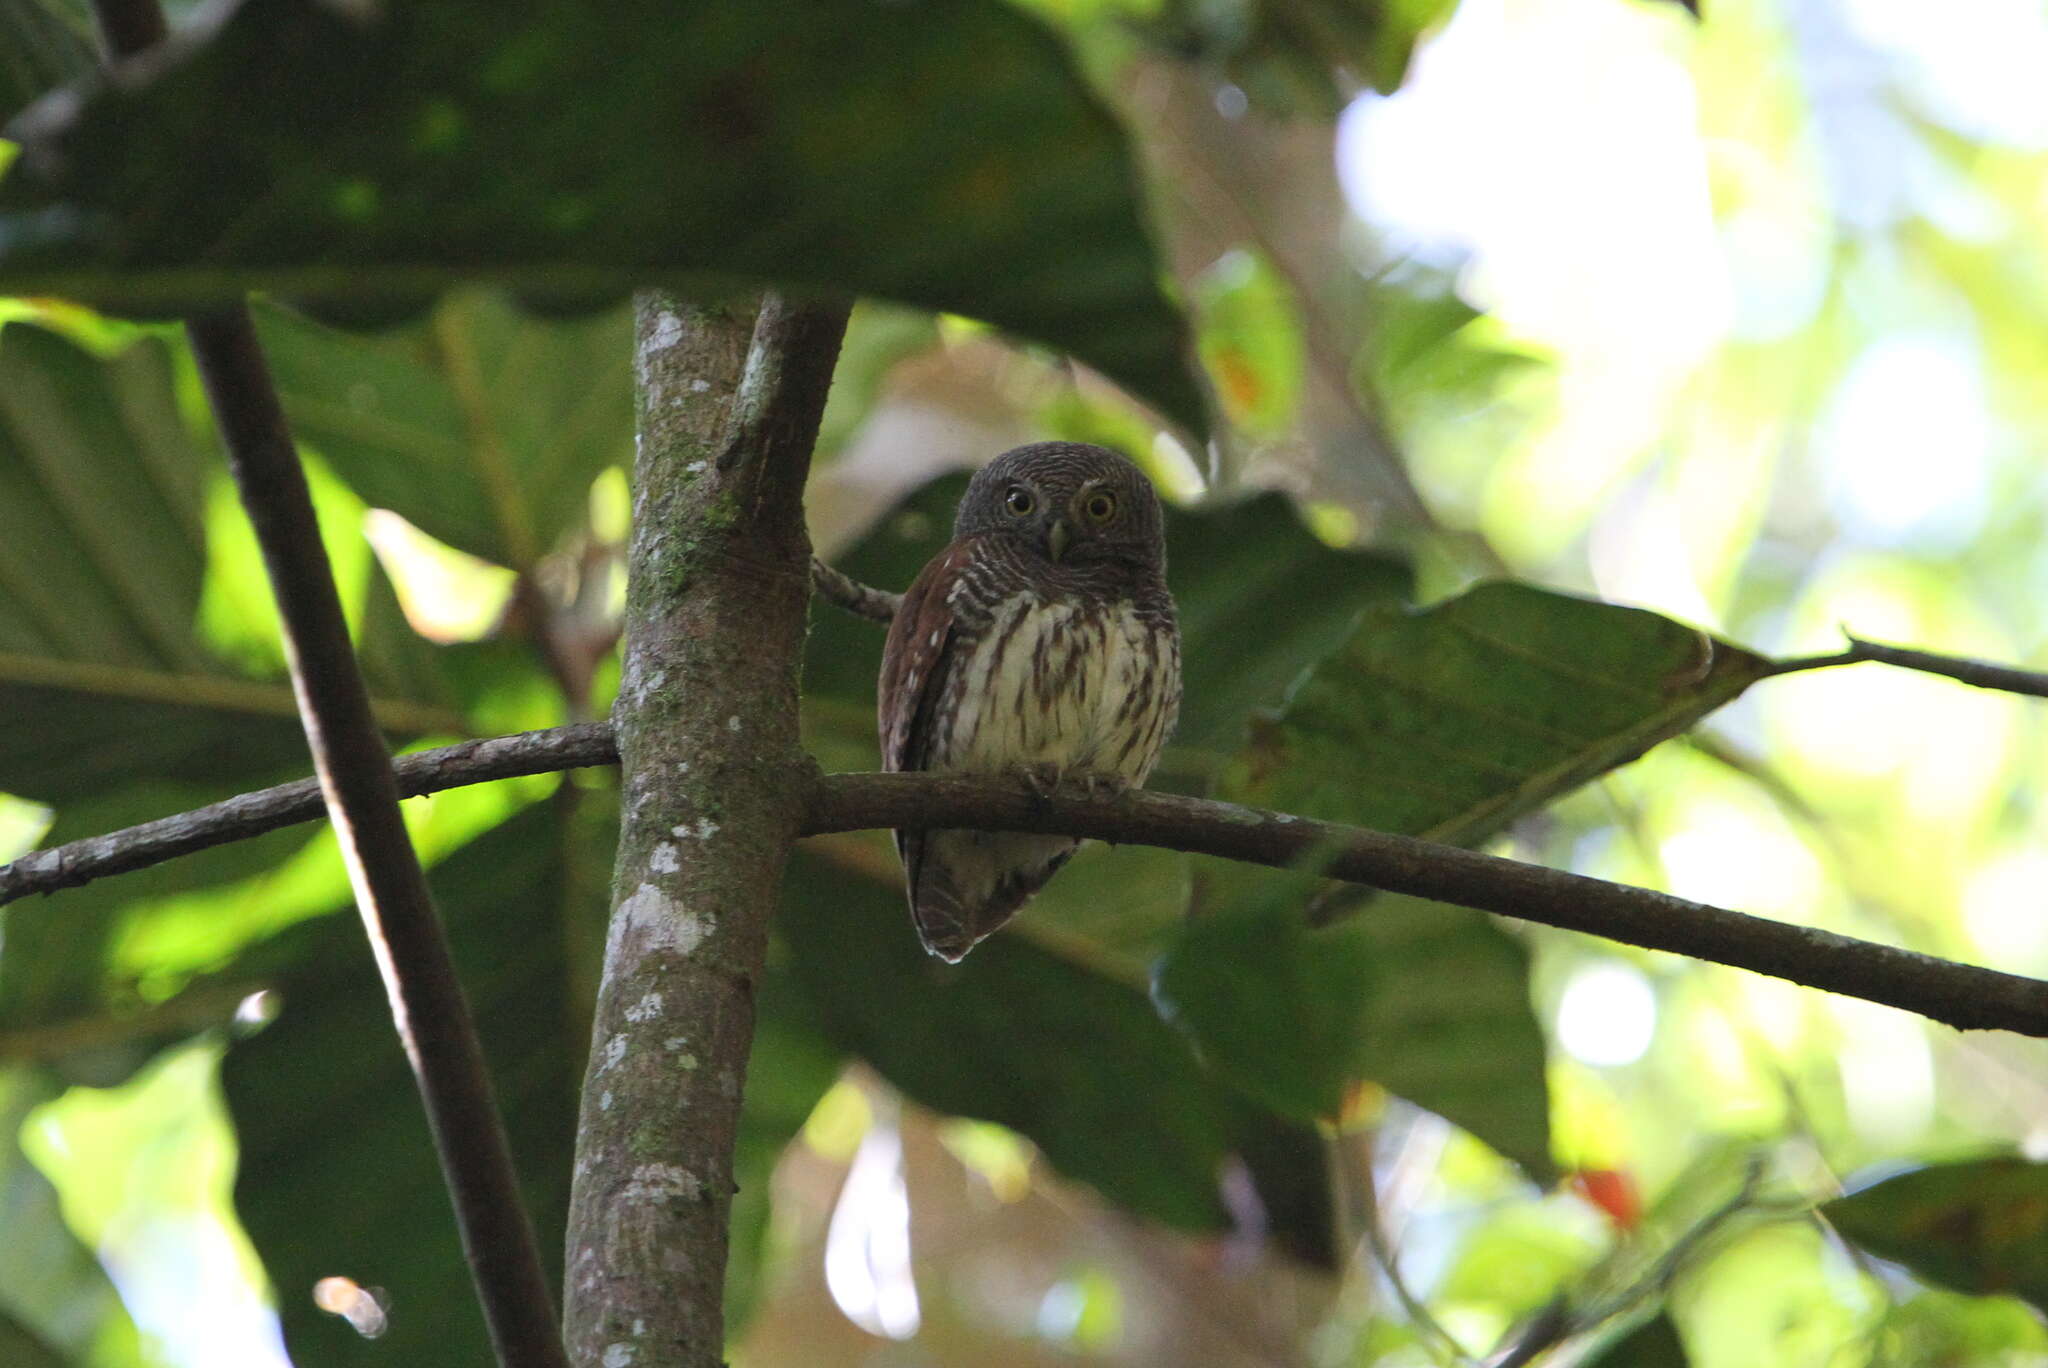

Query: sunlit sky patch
[1333,0,2044,593]
[1555,962,1658,1068]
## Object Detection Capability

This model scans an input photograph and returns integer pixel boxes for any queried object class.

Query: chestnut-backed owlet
[877,442,1182,960]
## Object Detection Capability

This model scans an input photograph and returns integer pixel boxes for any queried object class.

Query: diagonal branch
[85,7,567,1363]
[8,732,2047,1039]
[810,557,901,622]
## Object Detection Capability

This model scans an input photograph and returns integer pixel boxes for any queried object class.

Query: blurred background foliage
[2,0,2047,1364]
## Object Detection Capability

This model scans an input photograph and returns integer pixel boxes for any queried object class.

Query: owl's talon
[1079,772,1129,800]
[1018,762,1062,798]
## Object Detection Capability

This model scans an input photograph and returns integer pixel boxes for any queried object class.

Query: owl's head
[955,441,1166,571]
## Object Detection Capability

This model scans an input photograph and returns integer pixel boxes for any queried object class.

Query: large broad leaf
[1219,582,1771,849]
[0,320,539,1063]
[253,293,631,570]
[218,801,578,1365]
[0,0,1204,430]
[0,322,473,806]
[1825,1158,2048,1315]
[0,1067,141,1367]
[780,852,1334,1267]
[0,0,92,126]
[1171,583,1772,1180]
[1154,875,1551,1179]
[1167,494,1408,753]
[0,785,316,1043]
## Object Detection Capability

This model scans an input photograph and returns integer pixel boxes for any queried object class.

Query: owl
[877,442,1182,961]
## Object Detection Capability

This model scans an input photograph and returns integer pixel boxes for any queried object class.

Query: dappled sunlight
[363,508,517,643]
[1655,792,1831,923]
[1963,851,2048,977]
[1555,961,1659,1069]
[5,0,2048,1359]
[20,1043,287,1368]
[1829,997,1936,1149]
[823,1111,921,1340]
[1818,334,1992,551]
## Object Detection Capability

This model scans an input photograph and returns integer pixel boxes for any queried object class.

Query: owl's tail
[901,830,1077,962]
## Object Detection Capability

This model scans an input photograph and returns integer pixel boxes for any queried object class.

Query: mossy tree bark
[563,292,848,1367]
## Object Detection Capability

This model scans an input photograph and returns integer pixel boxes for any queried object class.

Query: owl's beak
[1045,518,1072,563]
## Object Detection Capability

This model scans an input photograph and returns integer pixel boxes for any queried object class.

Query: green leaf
[1166,493,1409,753]
[1193,248,1304,438]
[0,0,1205,431]
[1220,581,1772,849]
[0,1309,66,1368]
[218,800,579,1366]
[779,851,1334,1267]
[0,785,316,1043]
[0,1067,141,1367]
[0,321,544,1056]
[253,292,633,569]
[1872,1286,2048,1364]
[0,0,92,127]
[1154,872,1551,1179]
[1585,1311,1689,1367]
[0,322,473,805]
[1173,584,1768,1179]
[1825,1157,2048,1314]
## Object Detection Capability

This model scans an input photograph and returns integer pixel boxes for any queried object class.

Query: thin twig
[810,556,901,622]
[86,6,567,1362]
[0,724,618,907]
[1768,634,2048,697]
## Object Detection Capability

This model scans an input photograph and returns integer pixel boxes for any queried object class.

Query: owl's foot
[1075,772,1131,800]
[1018,762,1064,798]
[1015,765,1131,801]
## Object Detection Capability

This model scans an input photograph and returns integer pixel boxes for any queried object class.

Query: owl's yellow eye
[1005,486,1035,516]
[1082,491,1117,523]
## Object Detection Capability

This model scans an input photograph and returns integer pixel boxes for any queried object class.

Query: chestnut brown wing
[877,541,974,774]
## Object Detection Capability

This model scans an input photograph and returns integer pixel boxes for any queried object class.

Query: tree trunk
[563,292,847,1366]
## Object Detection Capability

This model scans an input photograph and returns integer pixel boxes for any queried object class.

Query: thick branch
[18,745,2045,1039]
[84,4,565,1364]
[805,773,2048,1038]
[564,292,849,1368]
[11,743,2048,1038]
[810,557,901,622]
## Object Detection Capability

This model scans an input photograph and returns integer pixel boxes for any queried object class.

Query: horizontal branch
[806,774,2048,1037]
[8,729,2047,1039]
[0,723,618,907]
